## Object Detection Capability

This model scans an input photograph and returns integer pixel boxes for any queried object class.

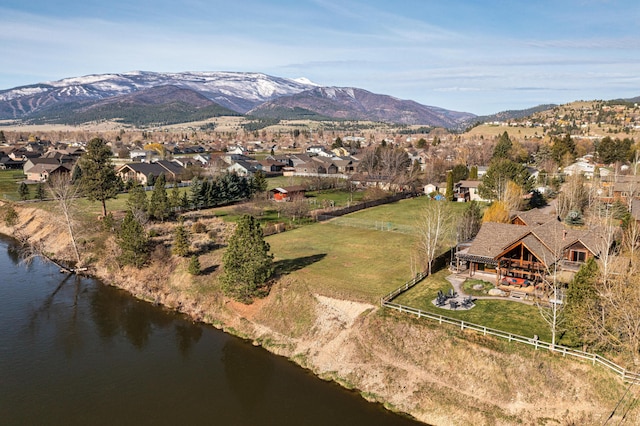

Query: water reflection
[1,238,423,426]
[175,323,203,357]
[222,337,275,411]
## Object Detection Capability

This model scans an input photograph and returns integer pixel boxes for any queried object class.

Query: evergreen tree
[0,130,6,144]
[190,177,204,209]
[469,165,478,180]
[551,134,576,165]
[127,184,149,223]
[220,215,274,303]
[78,137,120,217]
[252,170,268,194]
[70,164,82,184]
[445,171,454,201]
[180,192,189,209]
[169,183,181,210]
[207,178,219,205]
[188,255,201,275]
[172,222,190,257]
[18,182,29,200]
[117,211,149,268]
[35,183,46,200]
[450,164,469,183]
[200,179,211,206]
[149,174,170,221]
[492,131,513,160]
[478,158,531,201]
[565,258,599,347]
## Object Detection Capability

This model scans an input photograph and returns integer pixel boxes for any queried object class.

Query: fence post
[461,321,464,331]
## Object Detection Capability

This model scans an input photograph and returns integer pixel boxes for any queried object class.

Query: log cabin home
[455,210,608,288]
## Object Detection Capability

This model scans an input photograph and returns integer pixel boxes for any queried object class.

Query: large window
[570,250,586,262]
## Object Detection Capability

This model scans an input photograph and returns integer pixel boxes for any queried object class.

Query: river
[0,235,422,425]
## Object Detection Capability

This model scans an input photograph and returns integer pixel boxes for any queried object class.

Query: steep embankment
[0,201,634,425]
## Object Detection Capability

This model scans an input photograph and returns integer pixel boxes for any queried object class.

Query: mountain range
[0,71,484,128]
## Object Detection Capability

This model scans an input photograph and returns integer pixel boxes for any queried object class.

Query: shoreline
[0,201,634,425]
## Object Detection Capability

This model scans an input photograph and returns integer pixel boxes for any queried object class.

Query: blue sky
[1,0,639,115]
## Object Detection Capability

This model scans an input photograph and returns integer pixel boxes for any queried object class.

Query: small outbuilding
[270,185,306,202]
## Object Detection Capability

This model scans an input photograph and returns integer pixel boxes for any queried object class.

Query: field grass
[394,269,555,341]
[0,170,25,201]
[267,221,417,303]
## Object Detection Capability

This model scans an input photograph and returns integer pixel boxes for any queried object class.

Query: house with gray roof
[117,160,184,185]
[455,211,609,287]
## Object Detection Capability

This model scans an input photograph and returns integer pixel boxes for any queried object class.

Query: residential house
[26,163,71,182]
[23,158,66,175]
[117,160,184,185]
[456,180,488,202]
[258,159,286,174]
[455,213,607,287]
[0,156,24,170]
[227,160,259,176]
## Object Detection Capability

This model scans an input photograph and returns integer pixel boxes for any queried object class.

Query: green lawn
[0,170,25,201]
[394,269,556,342]
[345,197,469,228]
[267,221,417,303]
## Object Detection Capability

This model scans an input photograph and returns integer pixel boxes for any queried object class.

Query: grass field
[0,170,24,201]
[267,221,417,303]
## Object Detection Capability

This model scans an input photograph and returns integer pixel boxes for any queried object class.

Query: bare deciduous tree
[48,173,81,266]
[415,201,453,275]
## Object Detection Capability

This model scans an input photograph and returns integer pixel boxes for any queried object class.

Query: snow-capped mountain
[0,71,317,118]
[0,71,477,127]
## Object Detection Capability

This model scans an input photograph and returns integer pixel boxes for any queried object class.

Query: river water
[0,235,422,425]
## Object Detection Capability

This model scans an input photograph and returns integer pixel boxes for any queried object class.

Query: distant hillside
[25,85,240,126]
[0,71,478,129]
[461,104,557,128]
[248,87,476,128]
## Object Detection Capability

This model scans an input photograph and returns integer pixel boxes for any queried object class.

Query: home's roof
[512,209,554,226]
[458,180,481,189]
[271,185,306,194]
[464,211,607,266]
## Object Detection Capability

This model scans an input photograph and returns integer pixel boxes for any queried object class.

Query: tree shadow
[274,253,326,276]
[201,264,219,275]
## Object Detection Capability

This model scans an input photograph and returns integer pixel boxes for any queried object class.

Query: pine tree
[172,222,190,257]
[35,183,46,200]
[127,184,149,223]
[445,171,454,201]
[190,177,203,209]
[252,170,268,194]
[493,131,513,160]
[469,165,478,180]
[188,255,201,275]
[18,182,29,200]
[149,174,169,221]
[221,215,274,303]
[78,137,120,217]
[180,192,189,209]
[117,211,149,268]
[169,184,181,211]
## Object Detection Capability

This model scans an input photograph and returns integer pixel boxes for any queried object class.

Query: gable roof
[464,213,607,267]
[512,209,554,227]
